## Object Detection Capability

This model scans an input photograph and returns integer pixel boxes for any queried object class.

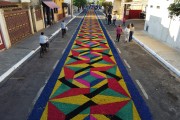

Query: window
[54,8,58,13]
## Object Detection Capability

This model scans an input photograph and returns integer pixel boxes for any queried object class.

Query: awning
[43,1,60,9]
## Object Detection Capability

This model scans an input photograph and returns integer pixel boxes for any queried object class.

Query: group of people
[105,13,117,25]
[115,23,135,42]
[39,15,134,56]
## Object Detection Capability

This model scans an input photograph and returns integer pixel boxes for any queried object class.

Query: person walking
[116,25,123,42]
[112,13,117,25]
[107,13,112,25]
[122,17,126,26]
[129,23,135,42]
[61,20,66,38]
[124,24,130,42]
[104,12,108,24]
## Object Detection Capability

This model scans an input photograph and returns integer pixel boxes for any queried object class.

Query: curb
[0,13,81,83]
[133,36,180,77]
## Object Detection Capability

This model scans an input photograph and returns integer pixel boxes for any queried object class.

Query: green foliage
[168,1,180,18]
[99,0,105,5]
[102,1,113,14]
[73,0,87,8]
[102,1,112,8]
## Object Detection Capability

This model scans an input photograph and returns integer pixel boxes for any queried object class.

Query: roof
[0,1,18,8]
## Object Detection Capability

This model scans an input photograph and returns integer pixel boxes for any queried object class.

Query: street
[96,11,180,120]
[0,10,179,120]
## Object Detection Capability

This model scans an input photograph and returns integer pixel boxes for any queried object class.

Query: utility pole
[71,0,73,18]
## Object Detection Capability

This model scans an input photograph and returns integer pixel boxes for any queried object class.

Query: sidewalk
[100,12,180,77]
[113,18,180,77]
[0,12,82,83]
[133,31,180,77]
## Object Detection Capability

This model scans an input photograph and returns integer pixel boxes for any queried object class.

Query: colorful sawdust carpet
[28,10,152,120]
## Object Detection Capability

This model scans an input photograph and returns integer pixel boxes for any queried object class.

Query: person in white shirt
[61,20,66,38]
[39,32,49,52]
[124,24,130,42]
[129,23,135,42]
[112,14,117,25]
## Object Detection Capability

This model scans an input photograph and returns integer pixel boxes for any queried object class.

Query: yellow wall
[53,0,64,14]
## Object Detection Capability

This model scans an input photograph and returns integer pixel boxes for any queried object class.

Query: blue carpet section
[95,11,152,120]
[27,14,86,120]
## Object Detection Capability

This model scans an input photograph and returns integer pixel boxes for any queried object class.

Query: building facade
[112,0,147,19]
[0,0,64,50]
[145,0,180,50]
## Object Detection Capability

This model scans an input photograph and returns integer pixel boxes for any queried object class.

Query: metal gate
[4,10,32,44]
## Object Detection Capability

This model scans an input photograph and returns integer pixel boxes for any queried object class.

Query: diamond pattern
[28,10,152,120]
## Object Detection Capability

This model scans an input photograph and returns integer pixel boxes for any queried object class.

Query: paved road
[96,11,180,120]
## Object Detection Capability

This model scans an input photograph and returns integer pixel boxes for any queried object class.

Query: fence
[4,9,32,44]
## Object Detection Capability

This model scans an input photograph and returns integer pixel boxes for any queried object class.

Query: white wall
[7,0,20,2]
[145,0,180,50]
[64,0,71,4]
[21,0,30,2]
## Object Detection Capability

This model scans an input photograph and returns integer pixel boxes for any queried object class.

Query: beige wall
[36,20,44,31]
[112,0,122,19]
[0,9,11,49]
[31,7,45,32]
[53,0,64,14]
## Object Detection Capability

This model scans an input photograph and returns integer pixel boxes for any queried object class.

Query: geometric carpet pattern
[28,10,151,120]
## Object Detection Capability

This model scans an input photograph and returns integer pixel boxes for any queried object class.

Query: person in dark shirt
[107,13,112,25]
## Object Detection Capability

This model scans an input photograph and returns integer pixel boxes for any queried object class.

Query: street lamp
[71,0,73,18]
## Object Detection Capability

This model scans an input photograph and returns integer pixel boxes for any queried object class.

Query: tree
[73,0,87,11]
[102,1,113,13]
[74,0,87,11]
[168,1,180,18]
[99,0,105,6]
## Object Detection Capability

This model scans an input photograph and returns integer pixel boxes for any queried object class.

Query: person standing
[129,23,135,42]
[124,24,130,42]
[112,14,117,25]
[116,25,123,42]
[61,20,66,38]
[107,13,112,25]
